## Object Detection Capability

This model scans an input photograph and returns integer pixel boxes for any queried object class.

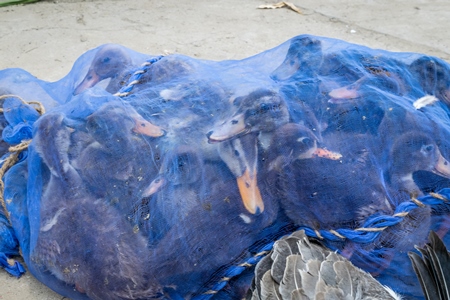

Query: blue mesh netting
[1,35,450,299]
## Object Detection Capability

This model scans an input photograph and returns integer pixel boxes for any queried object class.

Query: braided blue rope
[194,188,450,299]
[114,55,164,97]
[302,189,450,243]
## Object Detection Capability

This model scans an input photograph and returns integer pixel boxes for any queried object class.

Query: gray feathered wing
[247,230,400,300]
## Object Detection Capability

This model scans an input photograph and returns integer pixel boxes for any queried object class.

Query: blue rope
[114,56,164,97]
[0,252,25,277]
[192,242,274,300]
[194,188,450,299]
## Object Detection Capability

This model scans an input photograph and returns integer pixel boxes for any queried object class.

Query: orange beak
[133,117,165,137]
[433,153,450,179]
[73,69,100,95]
[313,148,343,160]
[328,86,359,100]
[236,168,264,214]
[208,113,247,143]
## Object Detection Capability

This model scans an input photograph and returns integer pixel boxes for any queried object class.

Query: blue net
[1,35,450,299]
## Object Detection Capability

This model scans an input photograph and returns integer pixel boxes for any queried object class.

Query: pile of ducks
[21,35,450,299]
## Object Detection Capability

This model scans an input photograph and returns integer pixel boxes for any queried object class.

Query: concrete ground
[0,0,449,299]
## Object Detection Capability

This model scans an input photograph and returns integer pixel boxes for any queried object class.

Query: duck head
[217,133,264,215]
[267,123,318,172]
[267,123,342,171]
[207,89,289,143]
[389,131,450,194]
[86,102,164,152]
[271,35,322,81]
[409,56,450,106]
[33,113,81,181]
[143,145,203,197]
[74,45,131,95]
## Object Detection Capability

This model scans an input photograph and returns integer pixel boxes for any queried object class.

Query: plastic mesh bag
[1,35,450,299]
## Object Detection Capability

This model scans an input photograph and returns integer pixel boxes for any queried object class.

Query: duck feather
[260,270,282,300]
[409,231,450,300]
[247,230,400,300]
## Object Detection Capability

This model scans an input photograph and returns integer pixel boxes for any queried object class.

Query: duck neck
[390,170,423,196]
[258,131,272,151]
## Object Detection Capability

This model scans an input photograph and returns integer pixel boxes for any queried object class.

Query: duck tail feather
[408,250,439,300]
[427,231,450,300]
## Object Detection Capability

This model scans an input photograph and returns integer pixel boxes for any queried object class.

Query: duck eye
[260,103,269,111]
[177,156,188,169]
[102,57,111,64]
[422,144,434,153]
[234,150,240,157]
[168,155,188,181]
[302,138,314,147]
[297,137,314,147]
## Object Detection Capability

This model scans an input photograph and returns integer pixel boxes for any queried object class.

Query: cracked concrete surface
[0,0,448,299]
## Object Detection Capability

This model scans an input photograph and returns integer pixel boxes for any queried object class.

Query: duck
[205,89,290,215]
[386,131,450,197]
[135,54,195,89]
[140,145,209,236]
[74,101,164,212]
[317,48,366,83]
[321,70,409,137]
[73,44,132,95]
[32,112,162,299]
[246,229,402,300]
[142,131,274,229]
[270,125,448,250]
[142,144,279,298]
[266,123,394,231]
[270,35,323,81]
[408,56,450,107]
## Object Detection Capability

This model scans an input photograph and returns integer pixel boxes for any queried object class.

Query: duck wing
[409,231,450,300]
[248,230,400,300]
